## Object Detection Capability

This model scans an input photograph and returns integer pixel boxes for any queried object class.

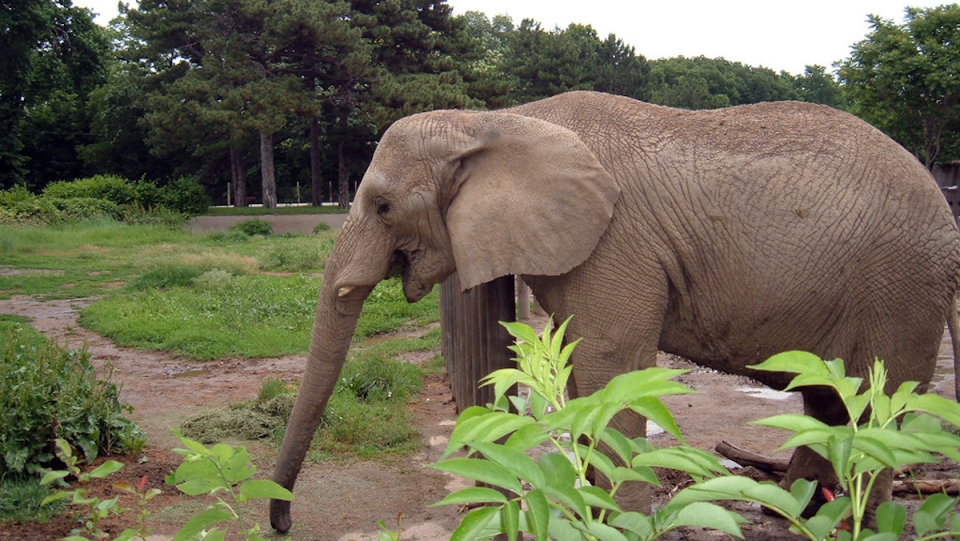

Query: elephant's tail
[946,294,960,401]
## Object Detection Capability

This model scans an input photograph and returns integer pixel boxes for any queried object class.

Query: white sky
[73,0,941,75]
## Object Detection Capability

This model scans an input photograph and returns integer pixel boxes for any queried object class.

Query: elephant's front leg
[564,318,664,513]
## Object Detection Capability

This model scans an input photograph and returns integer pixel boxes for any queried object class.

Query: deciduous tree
[838,5,960,169]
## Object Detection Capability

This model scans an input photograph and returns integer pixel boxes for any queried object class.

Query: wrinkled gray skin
[270,91,960,533]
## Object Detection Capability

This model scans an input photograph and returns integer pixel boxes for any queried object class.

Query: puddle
[173,369,210,378]
[738,387,792,401]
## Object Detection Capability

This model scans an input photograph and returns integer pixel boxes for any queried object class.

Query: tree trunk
[309,116,323,207]
[337,107,350,209]
[230,144,248,207]
[260,130,277,209]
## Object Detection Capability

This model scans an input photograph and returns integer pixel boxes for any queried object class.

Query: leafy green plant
[165,430,293,541]
[230,218,273,237]
[432,317,745,541]
[1,324,145,477]
[40,438,158,541]
[671,352,960,541]
[313,222,331,233]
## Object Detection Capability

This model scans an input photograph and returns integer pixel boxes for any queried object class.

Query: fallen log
[892,479,959,496]
[715,441,790,473]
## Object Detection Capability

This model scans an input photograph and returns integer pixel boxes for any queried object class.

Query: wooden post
[440,273,516,412]
[516,276,530,320]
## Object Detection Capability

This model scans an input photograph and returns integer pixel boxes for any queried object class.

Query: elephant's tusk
[337,286,355,298]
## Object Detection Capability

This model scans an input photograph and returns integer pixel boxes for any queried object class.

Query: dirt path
[0,295,957,540]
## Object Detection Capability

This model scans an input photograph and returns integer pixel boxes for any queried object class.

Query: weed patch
[0,323,145,479]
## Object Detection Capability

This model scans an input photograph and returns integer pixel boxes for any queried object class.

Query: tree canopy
[8,1,957,200]
[838,4,960,169]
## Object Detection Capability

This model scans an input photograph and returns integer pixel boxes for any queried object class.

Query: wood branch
[892,479,959,495]
[715,441,790,473]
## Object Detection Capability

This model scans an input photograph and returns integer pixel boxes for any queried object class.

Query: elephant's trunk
[270,273,373,533]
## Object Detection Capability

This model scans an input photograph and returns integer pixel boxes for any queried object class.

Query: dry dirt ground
[0,294,957,541]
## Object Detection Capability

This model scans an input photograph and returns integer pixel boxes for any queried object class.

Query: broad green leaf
[434,487,509,507]
[575,521,630,541]
[432,458,523,494]
[500,321,541,347]
[874,501,906,536]
[450,506,500,541]
[631,447,723,479]
[857,533,898,541]
[538,452,577,489]
[470,441,545,488]
[628,396,685,442]
[803,497,852,540]
[781,427,845,450]
[749,351,827,376]
[171,507,234,541]
[610,511,654,539]
[742,483,803,517]
[602,369,690,404]
[525,489,551,541]
[913,493,955,537]
[827,433,853,482]
[237,479,293,502]
[501,500,520,541]
[504,424,550,452]
[907,393,960,428]
[674,501,745,537]
[220,447,255,484]
[172,430,211,456]
[41,490,71,506]
[610,466,660,486]
[579,485,620,512]
[752,414,829,433]
[446,411,535,456]
[788,478,817,510]
[40,470,70,486]
[88,460,124,479]
[541,484,588,519]
[600,428,635,465]
[900,412,942,433]
[670,476,761,505]
[851,435,898,469]
[548,515,584,541]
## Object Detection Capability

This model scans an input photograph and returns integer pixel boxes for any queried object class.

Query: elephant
[270,90,960,533]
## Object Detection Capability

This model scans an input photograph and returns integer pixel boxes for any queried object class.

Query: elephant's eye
[376,198,391,217]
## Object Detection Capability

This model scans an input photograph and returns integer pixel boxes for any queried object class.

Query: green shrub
[0,185,36,208]
[49,197,123,221]
[206,230,253,243]
[127,264,205,291]
[260,238,327,272]
[121,202,187,227]
[312,222,331,234]
[8,198,63,224]
[43,175,137,205]
[231,218,273,236]
[159,176,210,216]
[338,357,423,402]
[0,324,145,477]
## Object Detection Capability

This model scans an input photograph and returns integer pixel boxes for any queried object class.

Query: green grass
[0,476,61,523]
[180,332,438,459]
[205,206,347,216]
[1,219,443,467]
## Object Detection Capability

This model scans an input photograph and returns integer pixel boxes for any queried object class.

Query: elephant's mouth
[389,249,434,303]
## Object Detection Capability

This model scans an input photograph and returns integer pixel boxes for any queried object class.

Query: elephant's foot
[767,447,892,526]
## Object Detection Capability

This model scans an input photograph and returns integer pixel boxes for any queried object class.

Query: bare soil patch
[0,295,956,540]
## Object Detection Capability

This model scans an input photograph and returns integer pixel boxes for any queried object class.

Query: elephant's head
[270,109,620,533]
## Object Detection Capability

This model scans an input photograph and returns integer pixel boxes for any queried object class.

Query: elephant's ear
[443,112,620,291]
